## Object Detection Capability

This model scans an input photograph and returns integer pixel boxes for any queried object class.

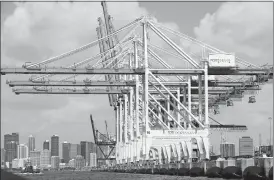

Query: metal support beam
[143,21,149,159]
[1,68,205,75]
[198,75,202,123]
[204,61,209,127]
[134,41,140,139]
[188,76,191,129]
[12,89,130,95]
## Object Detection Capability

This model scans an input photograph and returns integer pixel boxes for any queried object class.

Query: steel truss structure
[1,1,273,166]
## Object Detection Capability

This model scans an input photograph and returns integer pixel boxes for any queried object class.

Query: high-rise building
[51,135,59,156]
[75,155,85,169]
[51,156,60,169]
[28,135,35,153]
[40,149,51,168]
[239,136,254,156]
[62,141,70,163]
[6,141,18,162]
[43,140,50,150]
[29,150,41,167]
[220,143,235,158]
[70,144,81,160]
[17,144,28,159]
[4,133,19,150]
[4,133,19,162]
[90,153,97,167]
[1,148,6,165]
[81,141,95,166]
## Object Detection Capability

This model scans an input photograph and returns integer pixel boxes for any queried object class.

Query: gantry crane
[1,1,273,166]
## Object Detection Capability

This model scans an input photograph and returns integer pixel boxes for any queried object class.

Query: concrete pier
[109,157,273,179]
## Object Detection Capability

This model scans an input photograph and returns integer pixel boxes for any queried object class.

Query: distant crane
[90,115,116,167]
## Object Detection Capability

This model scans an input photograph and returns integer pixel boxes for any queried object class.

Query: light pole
[269,117,272,146]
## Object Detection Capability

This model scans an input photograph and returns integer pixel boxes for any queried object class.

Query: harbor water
[20,171,240,180]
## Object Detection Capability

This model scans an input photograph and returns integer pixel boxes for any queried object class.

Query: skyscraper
[40,149,51,168]
[6,141,17,162]
[4,133,19,162]
[28,135,35,152]
[51,135,59,156]
[62,141,70,163]
[43,140,50,150]
[220,143,235,158]
[80,141,87,161]
[17,144,28,159]
[80,141,96,166]
[70,144,81,160]
[4,133,19,150]
[81,141,94,166]
[239,136,254,156]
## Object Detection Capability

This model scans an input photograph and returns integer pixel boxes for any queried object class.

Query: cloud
[193,2,273,65]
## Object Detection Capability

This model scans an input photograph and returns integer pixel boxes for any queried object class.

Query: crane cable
[31,22,140,82]
[151,21,260,68]
[25,17,143,68]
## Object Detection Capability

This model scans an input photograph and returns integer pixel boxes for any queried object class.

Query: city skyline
[1,2,273,157]
[2,132,97,163]
[2,132,270,157]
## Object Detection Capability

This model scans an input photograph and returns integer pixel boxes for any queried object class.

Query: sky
[1,1,273,157]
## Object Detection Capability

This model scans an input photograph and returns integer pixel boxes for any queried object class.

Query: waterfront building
[75,155,85,169]
[90,153,97,167]
[62,141,70,163]
[69,159,76,168]
[29,150,41,167]
[43,140,50,150]
[40,149,51,168]
[51,156,60,169]
[6,141,18,162]
[239,136,253,156]
[28,135,35,153]
[70,144,81,160]
[17,144,28,159]
[12,158,19,169]
[51,135,59,156]
[220,143,235,158]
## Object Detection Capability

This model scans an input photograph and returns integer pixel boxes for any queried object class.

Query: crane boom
[1,67,271,76]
